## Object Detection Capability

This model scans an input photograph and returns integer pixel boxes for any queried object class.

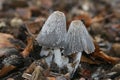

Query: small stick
[20,24,35,58]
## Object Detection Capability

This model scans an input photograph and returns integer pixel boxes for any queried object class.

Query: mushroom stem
[71,52,82,77]
[53,48,63,68]
[40,48,51,57]
[40,48,53,67]
[45,52,53,67]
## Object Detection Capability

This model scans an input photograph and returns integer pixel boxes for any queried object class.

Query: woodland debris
[111,43,120,57]
[10,17,23,28]
[91,41,120,64]
[0,0,120,80]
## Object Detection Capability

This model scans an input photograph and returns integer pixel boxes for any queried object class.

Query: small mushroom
[65,20,95,77]
[36,11,67,68]
[40,47,53,67]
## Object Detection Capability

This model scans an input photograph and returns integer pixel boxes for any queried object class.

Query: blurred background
[0,0,120,80]
[0,0,120,53]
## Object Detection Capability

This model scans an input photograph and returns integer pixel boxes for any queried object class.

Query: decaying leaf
[0,1,120,79]
[111,43,120,57]
[25,21,44,35]
[31,66,47,80]
[0,54,24,77]
[81,55,102,64]
[0,33,25,50]
[0,65,16,77]
[0,33,14,48]
[47,77,56,80]
[91,41,120,64]
[21,36,34,57]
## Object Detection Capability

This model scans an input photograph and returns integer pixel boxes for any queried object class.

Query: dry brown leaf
[111,43,120,57]
[0,65,16,77]
[25,21,44,35]
[47,77,56,80]
[24,61,37,74]
[31,66,48,80]
[81,55,101,64]
[91,41,120,64]
[21,36,34,57]
[80,41,120,64]
[0,33,14,48]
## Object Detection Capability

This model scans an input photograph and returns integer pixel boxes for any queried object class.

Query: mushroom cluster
[36,11,95,78]
[36,11,68,69]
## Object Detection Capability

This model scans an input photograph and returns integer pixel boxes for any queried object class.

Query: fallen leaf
[0,33,14,48]
[0,65,16,77]
[91,41,120,64]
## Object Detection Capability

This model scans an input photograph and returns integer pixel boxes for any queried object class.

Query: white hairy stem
[40,48,50,57]
[45,53,53,67]
[61,56,69,67]
[71,52,82,77]
[40,48,53,67]
[53,48,63,68]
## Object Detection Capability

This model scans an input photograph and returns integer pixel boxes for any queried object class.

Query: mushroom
[65,20,95,77]
[36,11,67,68]
[40,47,53,67]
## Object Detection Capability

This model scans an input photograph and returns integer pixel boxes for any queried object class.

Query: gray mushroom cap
[65,20,95,55]
[36,11,67,48]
